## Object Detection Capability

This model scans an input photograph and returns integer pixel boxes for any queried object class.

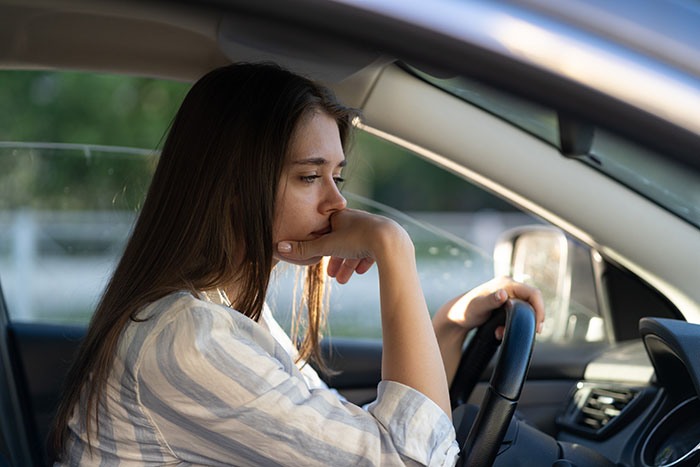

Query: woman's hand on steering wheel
[437,276,545,340]
[433,276,545,387]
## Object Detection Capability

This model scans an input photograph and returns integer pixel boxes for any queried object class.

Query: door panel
[0,294,45,466]
[8,322,85,462]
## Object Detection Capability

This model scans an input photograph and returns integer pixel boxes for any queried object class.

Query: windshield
[588,130,700,224]
[411,65,700,228]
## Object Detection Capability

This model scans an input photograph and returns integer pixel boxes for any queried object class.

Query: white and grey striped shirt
[62,291,459,466]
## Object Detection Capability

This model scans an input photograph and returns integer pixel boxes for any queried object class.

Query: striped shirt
[61,291,459,466]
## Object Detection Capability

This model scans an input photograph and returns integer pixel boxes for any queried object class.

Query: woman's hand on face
[437,276,545,340]
[276,208,410,282]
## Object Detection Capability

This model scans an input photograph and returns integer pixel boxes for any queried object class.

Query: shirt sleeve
[136,302,459,466]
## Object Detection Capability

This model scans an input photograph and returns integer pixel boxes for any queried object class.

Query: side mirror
[493,226,609,343]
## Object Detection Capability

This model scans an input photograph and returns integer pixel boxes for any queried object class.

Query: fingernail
[497,289,507,300]
[277,242,291,253]
[537,322,543,334]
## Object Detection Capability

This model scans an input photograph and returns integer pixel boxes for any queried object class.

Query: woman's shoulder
[116,291,299,387]
[122,291,283,362]
[134,290,248,329]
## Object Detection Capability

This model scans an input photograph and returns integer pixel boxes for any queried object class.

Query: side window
[0,70,189,324]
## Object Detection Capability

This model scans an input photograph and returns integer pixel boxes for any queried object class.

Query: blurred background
[0,70,538,338]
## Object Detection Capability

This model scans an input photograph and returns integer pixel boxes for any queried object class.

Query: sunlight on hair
[290,257,333,372]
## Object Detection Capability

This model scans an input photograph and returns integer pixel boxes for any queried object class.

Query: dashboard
[555,319,700,467]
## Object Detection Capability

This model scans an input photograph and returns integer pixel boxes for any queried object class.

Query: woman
[50,62,544,465]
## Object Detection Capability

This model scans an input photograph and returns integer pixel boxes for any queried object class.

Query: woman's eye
[333,176,345,186]
[301,175,320,183]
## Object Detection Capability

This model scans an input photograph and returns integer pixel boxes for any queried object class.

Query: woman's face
[273,111,347,266]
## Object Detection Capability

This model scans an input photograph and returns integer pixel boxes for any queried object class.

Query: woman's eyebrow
[293,157,347,167]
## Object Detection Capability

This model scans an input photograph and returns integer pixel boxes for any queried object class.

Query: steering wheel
[450,299,537,467]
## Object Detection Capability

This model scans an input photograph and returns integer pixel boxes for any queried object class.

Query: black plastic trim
[556,382,658,440]
[640,318,700,399]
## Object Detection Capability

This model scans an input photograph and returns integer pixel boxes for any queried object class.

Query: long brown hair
[49,62,358,459]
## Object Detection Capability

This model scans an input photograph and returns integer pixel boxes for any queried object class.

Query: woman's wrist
[370,220,414,266]
[433,301,470,340]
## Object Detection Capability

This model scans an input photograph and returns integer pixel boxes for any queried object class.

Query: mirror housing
[493,226,610,343]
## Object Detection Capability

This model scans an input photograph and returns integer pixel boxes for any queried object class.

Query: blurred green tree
[0,70,190,210]
[0,70,190,147]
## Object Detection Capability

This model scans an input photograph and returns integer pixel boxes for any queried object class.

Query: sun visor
[217,14,380,83]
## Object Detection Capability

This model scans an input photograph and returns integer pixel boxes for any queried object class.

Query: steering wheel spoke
[451,299,537,467]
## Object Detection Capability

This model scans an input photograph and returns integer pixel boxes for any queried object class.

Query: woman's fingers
[277,238,326,262]
[355,258,375,274]
[495,325,505,340]
[469,288,507,315]
[326,256,344,277]
[501,280,545,334]
[278,208,406,263]
[327,257,375,283]
[445,277,545,335]
[281,240,375,284]
[335,259,361,284]
[459,288,508,329]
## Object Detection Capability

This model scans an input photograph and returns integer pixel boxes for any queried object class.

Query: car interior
[1,0,700,466]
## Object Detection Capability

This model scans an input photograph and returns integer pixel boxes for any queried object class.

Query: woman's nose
[321,181,347,213]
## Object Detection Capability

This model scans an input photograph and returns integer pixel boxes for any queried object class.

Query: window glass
[588,129,700,228]
[410,66,559,147]
[0,145,156,322]
[0,70,189,323]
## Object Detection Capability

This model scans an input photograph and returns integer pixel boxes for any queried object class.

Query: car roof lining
[0,0,390,109]
[0,1,383,83]
[0,1,225,80]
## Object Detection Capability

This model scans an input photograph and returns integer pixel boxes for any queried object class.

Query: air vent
[578,387,636,430]
[557,382,650,439]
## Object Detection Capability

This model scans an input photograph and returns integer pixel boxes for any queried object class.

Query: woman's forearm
[373,229,452,419]
[432,297,470,387]
[275,209,455,418]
